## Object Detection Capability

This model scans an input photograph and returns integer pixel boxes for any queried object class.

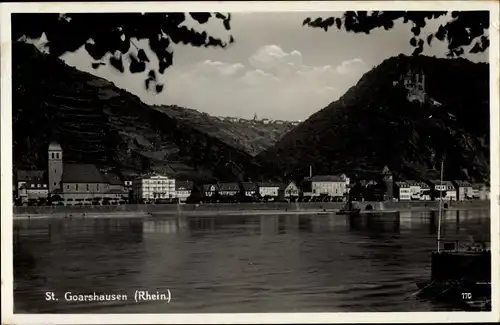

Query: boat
[414,159,491,307]
[336,194,361,216]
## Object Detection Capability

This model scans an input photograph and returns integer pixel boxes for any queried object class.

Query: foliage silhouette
[303,11,490,57]
[12,12,232,93]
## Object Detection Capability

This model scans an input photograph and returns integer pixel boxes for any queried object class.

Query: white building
[432,180,457,201]
[284,181,300,197]
[395,181,411,201]
[303,175,347,197]
[132,174,176,201]
[175,180,193,203]
[257,183,281,197]
[406,180,422,200]
[454,180,473,201]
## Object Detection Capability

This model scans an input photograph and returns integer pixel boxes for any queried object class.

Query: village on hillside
[13,141,490,207]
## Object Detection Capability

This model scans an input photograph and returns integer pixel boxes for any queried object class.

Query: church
[47,142,126,201]
[15,142,127,203]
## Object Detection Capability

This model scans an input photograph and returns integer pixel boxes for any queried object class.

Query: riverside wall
[13,200,490,216]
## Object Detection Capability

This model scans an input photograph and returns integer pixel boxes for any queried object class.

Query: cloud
[60,43,369,121]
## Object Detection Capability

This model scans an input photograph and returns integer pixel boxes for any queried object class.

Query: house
[241,182,258,196]
[302,175,347,198]
[257,182,281,197]
[104,173,128,199]
[176,180,194,203]
[218,182,240,196]
[18,178,49,202]
[16,170,46,200]
[203,184,218,197]
[430,180,457,201]
[472,183,490,200]
[419,182,432,200]
[453,180,473,201]
[132,174,176,201]
[283,181,300,198]
[395,181,411,201]
[406,180,422,200]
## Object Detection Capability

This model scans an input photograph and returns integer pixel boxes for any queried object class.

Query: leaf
[303,17,312,26]
[190,12,211,24]
[129,53,146,73]
[137,49,149,62]
[91,62,105,69]
[223,14,231,30]
[427,33,434,46]
[410,37,417,47]
[158,51,173,74]
[84,43,107,60]
[109,54,124,73]
[148,70,156,80]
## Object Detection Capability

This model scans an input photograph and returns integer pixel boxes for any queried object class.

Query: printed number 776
[461,293,472,299]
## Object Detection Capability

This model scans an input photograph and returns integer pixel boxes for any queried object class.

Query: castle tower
[382,165,393,201]
[48,142,63,194]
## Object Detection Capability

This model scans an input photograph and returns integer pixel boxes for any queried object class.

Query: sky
[32,12,488,121]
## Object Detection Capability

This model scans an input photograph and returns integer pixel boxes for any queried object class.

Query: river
[13,209,490,313]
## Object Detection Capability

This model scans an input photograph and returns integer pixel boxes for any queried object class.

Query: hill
[12,43,291,181]
[257,55,490,183]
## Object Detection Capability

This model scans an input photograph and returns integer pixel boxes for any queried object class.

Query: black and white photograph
[1,1,499,323]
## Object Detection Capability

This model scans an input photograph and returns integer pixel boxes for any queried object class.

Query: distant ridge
[258,54,490,183]
[12,42,292,182]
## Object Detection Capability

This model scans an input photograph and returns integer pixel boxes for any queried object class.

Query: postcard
[1,1,499,323]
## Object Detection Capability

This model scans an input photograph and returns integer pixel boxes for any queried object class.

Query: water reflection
[14,210,490,313]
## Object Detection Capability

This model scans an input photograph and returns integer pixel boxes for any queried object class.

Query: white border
[1,1,499,324]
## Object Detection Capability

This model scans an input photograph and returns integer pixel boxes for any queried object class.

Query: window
[86,184,89,191]
[51,153,54,159]
[67,185,70,190]
[37,184,41,188]
[31,184,35,188]
[76,184,79,191]
[53,182,57,186]
[55,169,57,174]
[56,153,59,159]
[97,184,100,191]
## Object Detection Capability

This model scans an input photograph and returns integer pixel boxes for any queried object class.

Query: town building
[302,175,347,198]
[283,181,300,198]
[430,180,457,201]
[382,166,394,201]
[257,182,281,197]
[395,181,411,201]
[203,184,218,197]
[15,170,46,202]
[419,182,432,200]
[453,180,474,201]
[218,182,240,196]
[18,178,49,202]
[472,183,490,200]
[132,174,176,201]
[241,182,258,196]
[104,173,128,199]
[176,180,194,203]
[406,180,423,200]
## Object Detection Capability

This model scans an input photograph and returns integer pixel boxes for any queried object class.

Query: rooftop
[48,142,62,151]
[62,163,106,184]
[304,175,344,182]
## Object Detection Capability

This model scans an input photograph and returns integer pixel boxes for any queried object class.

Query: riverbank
[13,200,490,218]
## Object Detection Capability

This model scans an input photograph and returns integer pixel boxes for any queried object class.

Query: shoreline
[13,204,490,220]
